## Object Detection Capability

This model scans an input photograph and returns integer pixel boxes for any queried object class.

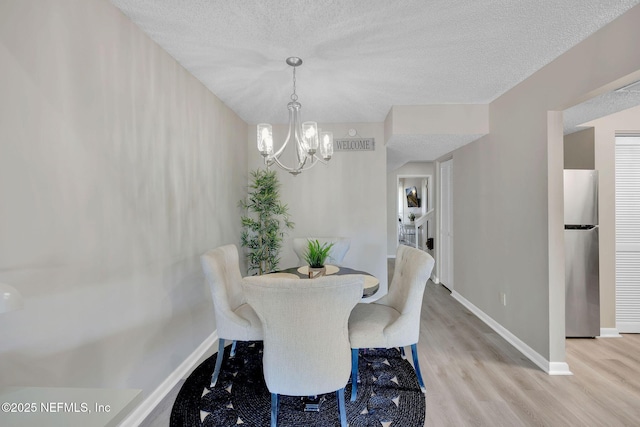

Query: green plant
[408,212,416,221]
[240,169,294,275]
[303,239,335,268]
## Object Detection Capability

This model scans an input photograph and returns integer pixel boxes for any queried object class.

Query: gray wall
[449,4,640,364]
[564,128,595,169]
[0,0,247,398]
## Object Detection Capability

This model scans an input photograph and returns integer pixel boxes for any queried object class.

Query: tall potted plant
[240,169,294,275]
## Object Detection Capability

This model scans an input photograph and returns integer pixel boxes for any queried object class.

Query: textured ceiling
[110,0,640,167]
[564,80,640,134]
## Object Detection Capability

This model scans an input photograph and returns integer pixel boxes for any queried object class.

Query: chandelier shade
[256,57,333,176]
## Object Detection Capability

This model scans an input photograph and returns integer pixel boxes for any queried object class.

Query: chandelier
[257,57,333,176]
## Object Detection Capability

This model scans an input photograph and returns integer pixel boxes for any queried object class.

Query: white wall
[247,123,388,299]
[0,0,247,397]
[449,4,640,366]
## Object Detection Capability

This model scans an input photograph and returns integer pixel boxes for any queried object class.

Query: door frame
[437,157,454,290]
[396,174,432,251]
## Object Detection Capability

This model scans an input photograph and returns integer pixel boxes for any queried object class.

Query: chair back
[243,275,363,396]
[380,245,435,316]
[201,245,247,331]
[292,237,351,266]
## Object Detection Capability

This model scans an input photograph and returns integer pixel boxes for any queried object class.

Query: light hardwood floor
[141,259,640,426]
[420,280,640,426]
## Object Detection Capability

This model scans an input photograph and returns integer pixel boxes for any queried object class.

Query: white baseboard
[451,291,572,376]
[548,362,573,375]
[599,328,622,338]
[616,322,640,333]
[431,275,439,284]
[119,331,218,427]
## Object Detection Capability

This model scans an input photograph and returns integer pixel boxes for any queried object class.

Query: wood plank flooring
[140,259,640,426]
[420,277,640,426]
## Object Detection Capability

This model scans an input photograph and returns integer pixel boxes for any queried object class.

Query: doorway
[396,174,432,251]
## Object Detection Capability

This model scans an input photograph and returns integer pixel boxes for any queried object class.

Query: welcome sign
[333,138,375,151]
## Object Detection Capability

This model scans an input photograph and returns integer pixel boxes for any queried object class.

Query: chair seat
[348,303,401,349]
[201,245,265,388]
[231,303,263,340]
[349,246,435,401]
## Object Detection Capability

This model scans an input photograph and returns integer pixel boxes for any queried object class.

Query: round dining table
[264,265,380,298]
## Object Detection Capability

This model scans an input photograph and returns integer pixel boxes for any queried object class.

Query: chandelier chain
[291,67,298,102]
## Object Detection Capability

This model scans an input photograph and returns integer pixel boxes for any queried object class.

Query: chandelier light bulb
[257,123,273,157]
[302,121,318,155]
[320,131,333,160]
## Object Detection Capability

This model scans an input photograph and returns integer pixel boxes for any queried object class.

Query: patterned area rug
[170,341,425,426]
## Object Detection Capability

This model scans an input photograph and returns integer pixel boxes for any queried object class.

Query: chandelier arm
[271,108,295,159]
[283,153,327,173]
[269,150,319,175]
[311,154,328,165]
[301,154,327,168]
[293,107,306,166]
[269,154,299,174]
[270,152,312,175]
[267,148,326,175]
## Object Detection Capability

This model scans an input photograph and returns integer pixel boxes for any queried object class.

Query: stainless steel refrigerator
[564,170,600,338]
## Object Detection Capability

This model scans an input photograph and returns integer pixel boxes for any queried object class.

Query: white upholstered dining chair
[242,275,364,427]
[348,245,435,401]
[201,244,263,388]
[292,237,351,266]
